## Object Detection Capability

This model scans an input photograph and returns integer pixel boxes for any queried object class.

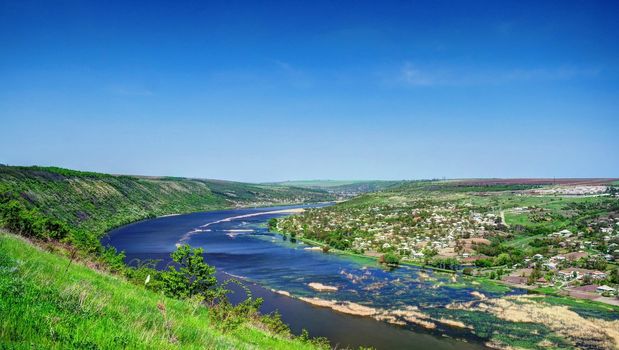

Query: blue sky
[1,0,618,182]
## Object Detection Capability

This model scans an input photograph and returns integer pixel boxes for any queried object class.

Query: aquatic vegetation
[540,295,619,321]
[446,295,619,349]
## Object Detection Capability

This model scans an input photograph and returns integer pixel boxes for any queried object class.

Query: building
[557,268,607,281]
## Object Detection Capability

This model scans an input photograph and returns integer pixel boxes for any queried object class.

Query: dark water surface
[103,205,498,349]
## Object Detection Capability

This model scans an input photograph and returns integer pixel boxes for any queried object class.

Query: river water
[103,205,514,349]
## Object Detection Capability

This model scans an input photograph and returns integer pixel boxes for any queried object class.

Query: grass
[0,232,319,350]
[539,295,619,321]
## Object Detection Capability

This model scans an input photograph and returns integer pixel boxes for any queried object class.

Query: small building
[543,262,557,270]
[563,252,588,261]
[597,285,615,293]
[558,268,606,281]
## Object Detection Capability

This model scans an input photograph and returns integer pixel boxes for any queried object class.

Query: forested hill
[0,165,332,239]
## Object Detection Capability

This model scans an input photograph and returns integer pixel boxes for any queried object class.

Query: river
[103,204,512,349]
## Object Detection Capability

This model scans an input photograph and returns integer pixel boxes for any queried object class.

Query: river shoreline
[104,204,619,350]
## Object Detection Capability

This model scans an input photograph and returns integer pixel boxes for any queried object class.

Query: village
[274,184,619,305]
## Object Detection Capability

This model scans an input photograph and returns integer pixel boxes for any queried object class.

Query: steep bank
[0,165,333,258]
[0,165,332,238]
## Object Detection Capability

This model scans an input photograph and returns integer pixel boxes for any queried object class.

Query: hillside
[0,231,320,350]
[264,180,405,198]
[0,166,332,349]
[0,165,332,238]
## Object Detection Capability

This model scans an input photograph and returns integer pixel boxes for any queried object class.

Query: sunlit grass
[0,232,318,349]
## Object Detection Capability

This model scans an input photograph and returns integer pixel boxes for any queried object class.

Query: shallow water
[103,205,519,349]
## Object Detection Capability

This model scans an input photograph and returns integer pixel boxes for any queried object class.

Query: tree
[494,253,511,266]
[381,252,400,265]
[474,258,493,268]
[422,247,438,265]
[160,244,218,300]
[267,218,277,230]
[609,268,619,284]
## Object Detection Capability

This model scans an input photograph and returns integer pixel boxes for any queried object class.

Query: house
[543,262,557,270]
[549,229,572,238]
[597,285,615,293]
[558,268,606,281]
[590,271,607,280]
[563,251,588,261]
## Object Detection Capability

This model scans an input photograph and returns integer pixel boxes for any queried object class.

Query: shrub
[474,258,493,268]
[260,311,291,337]
[381,252,400,265]
[429,257,459,270]
[160,244,217,300]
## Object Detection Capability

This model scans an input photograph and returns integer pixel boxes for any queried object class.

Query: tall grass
[0,232,319,349]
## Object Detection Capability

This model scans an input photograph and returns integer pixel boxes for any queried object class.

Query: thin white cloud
[392,61,601,87]
[272,60,313,88]
[108,86,154,96]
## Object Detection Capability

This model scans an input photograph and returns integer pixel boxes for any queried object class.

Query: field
[264,180,405,197]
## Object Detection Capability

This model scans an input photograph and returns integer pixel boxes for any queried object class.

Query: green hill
[264,180,405,194]
[0,231,320,349]
[0,165,333,349]
[0,165,332,239]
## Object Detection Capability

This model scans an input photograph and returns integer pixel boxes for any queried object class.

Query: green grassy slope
[264,180,405,194]
[0,165,332,237]
[0,232,319,350]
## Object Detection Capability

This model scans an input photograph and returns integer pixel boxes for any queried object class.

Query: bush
[429,257,459,270]
[474,258,493,268]
[381,252,400,265]
[494,253,512,266]
[160,244,218,300]
[267,218,277,230]
[260,311,291,337]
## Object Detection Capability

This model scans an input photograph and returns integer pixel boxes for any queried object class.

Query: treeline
[0,192,125,269]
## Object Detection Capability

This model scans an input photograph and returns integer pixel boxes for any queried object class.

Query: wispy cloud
[272,60,313,88]
[107,85,154,96]
[391,61,601,87]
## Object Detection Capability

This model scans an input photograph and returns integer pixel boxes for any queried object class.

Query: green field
[264,180,405,193]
